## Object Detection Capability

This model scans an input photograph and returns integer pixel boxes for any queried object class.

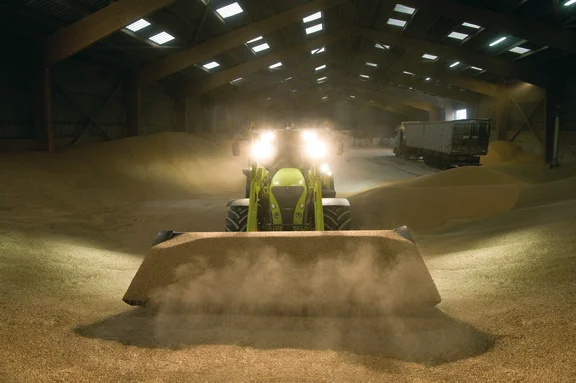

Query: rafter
[179,30,349,98]
[396,0,576,55]
[44,0,175,66]
[354,27,548,87]
[137,0,348,85]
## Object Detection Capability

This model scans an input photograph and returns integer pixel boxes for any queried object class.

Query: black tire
[225,206,249,232]
[323,206,352,231]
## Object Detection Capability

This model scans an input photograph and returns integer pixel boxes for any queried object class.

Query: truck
[393,119,491,169]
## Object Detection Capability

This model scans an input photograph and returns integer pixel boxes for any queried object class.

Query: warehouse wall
[0,58,188,152]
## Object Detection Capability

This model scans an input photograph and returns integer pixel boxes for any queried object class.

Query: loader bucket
[123,230,440,316]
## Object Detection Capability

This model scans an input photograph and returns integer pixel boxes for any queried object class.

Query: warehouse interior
[1,0,576,381]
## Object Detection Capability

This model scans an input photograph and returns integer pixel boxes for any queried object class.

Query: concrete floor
[1,147,574,382]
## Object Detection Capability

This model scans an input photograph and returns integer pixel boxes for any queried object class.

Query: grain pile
[1,140,576,382]
[480,140,544,166]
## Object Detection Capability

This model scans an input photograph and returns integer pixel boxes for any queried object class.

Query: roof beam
[354,27,548,87]
[43,0,175,66]
[180,30,349,98]
[137,0,348,84]
[397,0,576,55]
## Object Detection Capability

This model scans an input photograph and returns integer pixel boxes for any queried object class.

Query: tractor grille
[271,186,305,227]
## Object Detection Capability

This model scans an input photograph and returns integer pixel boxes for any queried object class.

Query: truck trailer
[393,119,491,169]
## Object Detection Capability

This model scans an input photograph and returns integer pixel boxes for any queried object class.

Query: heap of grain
[350,163,576,232]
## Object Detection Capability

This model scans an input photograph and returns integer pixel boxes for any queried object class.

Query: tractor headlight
[306,139,327,159]
[251,140,274,160]
[260,131,275,142]
[301,130,317,141]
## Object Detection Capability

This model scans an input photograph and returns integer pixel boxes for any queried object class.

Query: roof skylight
[315,64,326,71]
[422,53,438,60]
[462,22,481,29]
[366,62,378,67]
[387,18,407,27]
[149,32,175,45]
[202,61,220,70]
[510,46,530,54]
[306,23,323,35]
[246,36,263,44]
[489,37,507,46]
[269,62,283,69]
[375,43,390,49]
[216,2,243,19]
[126,19,150,32]
[448,31,468,40]
[394,4,415,14]
[449,61,460,68]
[252,43,270,53]
[303,11,322,23]
[311,47,325,54]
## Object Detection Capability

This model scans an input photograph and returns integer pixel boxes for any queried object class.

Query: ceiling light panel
[510,46,530,54]
[230,78,243,84]
[311,47,325,54]
[269,62,282,69]
[394,4,415,14]
[422,53,438,60]
[360,74,370,79]
[246,36,263,44]
[306,23,323,35]
[315,64,326,71]
[202,61,220,70]
[462,22,481,29]
[449,61,460,67]
[303,11,322,23]
[387,18,407,27]
[403,71,414,75]
[126,19,150,32]
[366,62,378,67]
[471,66,483,71]
[252,43,270,53]
[216,2,243,19]
[375,43,390,49]
[149,32,175,45]
[489,37,507,46]
[448,31,468,40]
[322,96,328,100]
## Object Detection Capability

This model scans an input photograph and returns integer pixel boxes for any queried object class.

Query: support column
[496,94,510,141]
[123,78,140,137]
[545,76,564,164]
[428,106,443,121]
[34,67,54,153]
[175,97,188,132]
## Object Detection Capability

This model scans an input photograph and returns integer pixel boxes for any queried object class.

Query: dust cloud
[149,242,435,318]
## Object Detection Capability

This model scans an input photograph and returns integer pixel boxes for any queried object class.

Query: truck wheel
[323,206,352,231]
[225,206,248,232]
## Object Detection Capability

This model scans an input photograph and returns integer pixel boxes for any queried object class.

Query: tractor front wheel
[323,206,352,231]
[225,206,249,232]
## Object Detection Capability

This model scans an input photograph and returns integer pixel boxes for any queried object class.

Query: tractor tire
[225,206,249,232]
[323,205,352,231]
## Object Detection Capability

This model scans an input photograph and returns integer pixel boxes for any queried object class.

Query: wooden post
[34,67,54,153]
[123,79,140,137]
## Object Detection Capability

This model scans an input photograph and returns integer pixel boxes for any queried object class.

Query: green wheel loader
[122,128,441,316]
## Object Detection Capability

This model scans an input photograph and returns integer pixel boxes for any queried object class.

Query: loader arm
[309,164,325,231]
[247,161,268,232]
